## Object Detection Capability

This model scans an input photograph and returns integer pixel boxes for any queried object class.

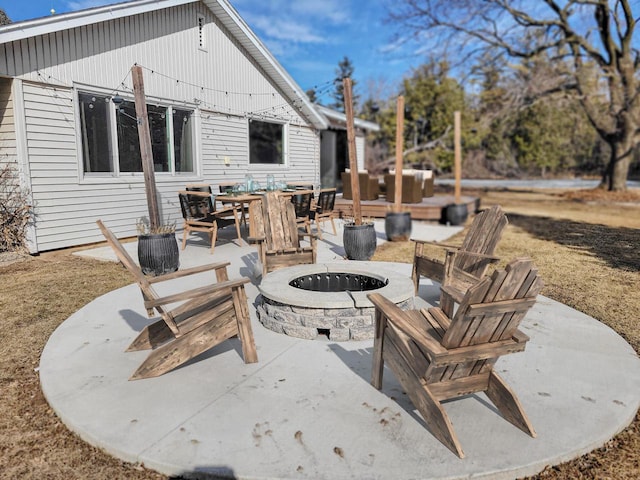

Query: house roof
[0,0,328,130]
[314,104,380,132]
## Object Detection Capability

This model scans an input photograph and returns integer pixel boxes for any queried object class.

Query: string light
[32,65,338,128]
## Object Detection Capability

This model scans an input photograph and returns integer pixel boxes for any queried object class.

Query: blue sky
[3,0,424,104]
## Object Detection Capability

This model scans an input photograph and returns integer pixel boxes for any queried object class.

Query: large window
[79,93,112,172]
[78,91,195,175]
[249,119,285,164]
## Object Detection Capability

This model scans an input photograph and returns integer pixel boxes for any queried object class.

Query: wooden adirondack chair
[369,258,543,458]
[412,205,508,315]
[248,191,317,276]
[96,220,258,380]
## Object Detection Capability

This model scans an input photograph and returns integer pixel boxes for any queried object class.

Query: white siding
[199,109,318,188]
[21,81,188,251]
[0,78,17,175]
[0,3,320,251]
[288,124,320,185]
[0,5,309,128]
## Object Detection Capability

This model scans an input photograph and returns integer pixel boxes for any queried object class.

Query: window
[78,93,112,172]
[249,120,285,164]
[78,91,195,176]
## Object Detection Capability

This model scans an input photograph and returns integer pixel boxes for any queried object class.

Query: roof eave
[204,0,327,130]
[0,0,328,130]
[315,104,380,132]
[0,0,194,43]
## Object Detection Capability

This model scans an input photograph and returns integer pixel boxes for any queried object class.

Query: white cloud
[244,14,326,44]
[234,0,350,25]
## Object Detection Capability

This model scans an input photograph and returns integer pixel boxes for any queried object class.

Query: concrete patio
[39,218,640,480]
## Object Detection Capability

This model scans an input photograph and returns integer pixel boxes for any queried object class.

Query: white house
[0,0,374,253]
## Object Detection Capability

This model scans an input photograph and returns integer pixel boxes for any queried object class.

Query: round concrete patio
[40,220,640,479]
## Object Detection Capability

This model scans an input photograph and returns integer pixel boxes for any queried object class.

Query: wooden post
[343,77,362,225]
[454,110,462,205]
[131,65,161,231]
[394,95,405,212]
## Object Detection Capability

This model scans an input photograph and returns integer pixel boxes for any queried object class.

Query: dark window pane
[116,102,169,173]
[79,93,112,172]
[173,109,193,172]
[249,120,283,164]
[116,100,142,172]
[148,104,169,172]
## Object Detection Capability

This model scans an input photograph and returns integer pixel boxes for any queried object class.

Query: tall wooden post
[454,110,462,205]
[343,77,362,225]
[131,65,161,231]
[394,95,405,212]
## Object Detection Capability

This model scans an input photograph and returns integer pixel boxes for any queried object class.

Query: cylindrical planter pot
[385,211,412,241]
[343,222,377,261]
[138,233,180,276]
[446,203,468,226]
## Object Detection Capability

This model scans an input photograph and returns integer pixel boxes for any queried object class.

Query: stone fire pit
[257,262,415,341]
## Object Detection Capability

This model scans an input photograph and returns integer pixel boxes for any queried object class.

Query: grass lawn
[1,187,638,479]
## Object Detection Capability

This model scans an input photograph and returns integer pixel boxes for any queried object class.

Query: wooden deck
[335,194,480,221]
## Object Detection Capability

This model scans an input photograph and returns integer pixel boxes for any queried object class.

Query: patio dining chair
[289,190,313,234]
[218,181,248,225]
[310,188,337,239]
[178,190,242,254]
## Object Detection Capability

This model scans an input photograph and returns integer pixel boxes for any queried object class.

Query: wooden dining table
[217,189,313,238]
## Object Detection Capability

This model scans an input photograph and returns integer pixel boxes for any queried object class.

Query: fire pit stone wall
[257,263,415,341]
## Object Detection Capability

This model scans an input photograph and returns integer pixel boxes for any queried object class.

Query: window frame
[247,118,288,167]
[75,87,198,181]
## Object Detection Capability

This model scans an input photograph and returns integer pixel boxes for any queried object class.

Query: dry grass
[1,187,639,479]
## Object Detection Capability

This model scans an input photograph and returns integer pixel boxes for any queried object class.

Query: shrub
[0,163,33,253]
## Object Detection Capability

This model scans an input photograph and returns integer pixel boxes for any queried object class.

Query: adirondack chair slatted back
[431,258,543,382]
[454,205,508,277]
[262,191,300,251]
[96,220,176,331]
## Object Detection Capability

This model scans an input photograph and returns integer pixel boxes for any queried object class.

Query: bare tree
[390,0,639,191]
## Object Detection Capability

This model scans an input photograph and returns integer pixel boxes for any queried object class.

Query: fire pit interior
[289,273,388,292]
[257,263,414,341]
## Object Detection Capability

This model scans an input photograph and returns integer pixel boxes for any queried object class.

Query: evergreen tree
[331,56,358,112]
[0,8,11,25]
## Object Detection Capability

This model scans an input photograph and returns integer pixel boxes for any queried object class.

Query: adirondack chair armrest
[440,284,466,304]
[411,239,461,250]
[430,337,528,367]
[147,262,231,284]
[247,235,265,244]
[298,232,319,240]
[512,328,530,344]
[368,293,446,356]
[144,277,250,308]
